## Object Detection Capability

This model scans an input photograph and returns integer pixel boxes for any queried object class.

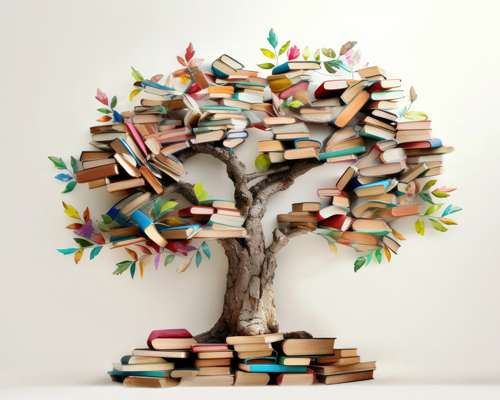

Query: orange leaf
[96,115,112,122]
[74,249,84,264]
[125,248,138,261]
[135,244,152,254]
[139,260,144,279]
[65,223,83,229]
[384,246,392,263]
[83,207,90,222]
[391,229,406,241]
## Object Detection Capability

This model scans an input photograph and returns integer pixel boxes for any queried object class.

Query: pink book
[126,122,149,157]
[279,81,310,100]
[147,329,192,349]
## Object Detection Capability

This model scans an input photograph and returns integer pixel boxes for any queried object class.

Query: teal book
[318,146,366,160]
[107,370,169,378]
[239,364,307,373]
[272,61,321,75]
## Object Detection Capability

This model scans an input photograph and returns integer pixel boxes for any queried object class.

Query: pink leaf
[90,232,105,245]
[150,74,163,83]
[287,45,300,61]
[95,88,108,105]
[435,186,456,193]
[177,56,187,67]
[185,42,195,62]
[154,253,161,270]
[189,58,204,69]
[345,48,354,65]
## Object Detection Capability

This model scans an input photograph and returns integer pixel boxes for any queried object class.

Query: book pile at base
[108,329,376,387]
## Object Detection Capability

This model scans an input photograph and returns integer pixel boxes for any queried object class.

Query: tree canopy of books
[50,30,461,344]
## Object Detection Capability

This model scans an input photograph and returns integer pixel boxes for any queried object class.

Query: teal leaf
[130,261,136,278]
[441,204,452,217]
[354,257,367,272]
[62,181,77,193]
[375,249,382,264]
[101,214,113,224]
[90,246,103,260]
[48,156,66,170]
[113,260,133,275]
[164,254,175,266]
[201,242,211,259]
[424,204,444,215]
[110,96,117,109]
[131,66,144,81]
[422,179,437,191]
[73,238,94,248]
[419,192,435,204]
[70,156,78,174]
[429,218,448,232]
[55,173,72,182]
[98,222,110,232]
[366,251,374,266]
[415,218,425,236]
[398,106,407,117]
[257,63,275,69]
[154,198,162,219]
[278,40,290,56]
[260,48,276,59]
[97,108,112,114]
[57,248,79,255]
[447,206,463,215]
[195,251,202,268]
[267,28,278,49]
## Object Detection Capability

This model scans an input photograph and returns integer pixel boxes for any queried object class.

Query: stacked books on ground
[188,343,235,386]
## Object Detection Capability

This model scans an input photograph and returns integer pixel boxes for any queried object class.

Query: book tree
[50,30,461,344]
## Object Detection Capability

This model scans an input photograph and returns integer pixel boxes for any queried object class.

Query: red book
[368,79,402,93]
[147,329,192,349]
[279,81,310,100]
[314,80,356,99]
[399,141,435,149]
[178,206,215,217]
[319,215,353,231]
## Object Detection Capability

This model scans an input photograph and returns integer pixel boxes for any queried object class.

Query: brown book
[139,166,164,195]
[332,90,370,128]
[88,178,107,189]
[364,204,420,219]
[140,98,187,109]
[110,226,142,237]
[106,178,146,193]
[233,370,270,386]
[277,214,317,223]
[258,140,287,152]
[321,356,361,366]
[310,361,376,375]
[79,151,113,161]
[237,349,274,359]
[194,358,232,368]
[325,136,365,153]
[278,338,336,356]
[193,228,247,239]
[289,222,317,230]
[226,334,284,345]
[340,231,380,245]
[292,202,321,212]
[122,376,179,388]
[169,369,199,379]
[316,369,374,385]
[196,351,234,359]
[361,116,396,132]
[179,375,234,387]
[208,86,234,94]
[356,66,386,78]
[160,227,197,240]
[89,123,127,134]
[284,147,319,160]
[198,367,232,376]
[75,164,120,183]
[404,146,454,156]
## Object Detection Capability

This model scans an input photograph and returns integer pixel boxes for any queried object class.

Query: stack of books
[189,343,235,386]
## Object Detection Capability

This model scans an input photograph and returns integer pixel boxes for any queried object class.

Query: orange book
[332,90,370,128]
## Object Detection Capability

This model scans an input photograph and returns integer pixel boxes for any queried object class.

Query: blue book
[239,363,307,373]
[108,370,169,378]
[318,146,366,161]
[141,81,176,91]
[227,130,248,140]
[272,61,321,75]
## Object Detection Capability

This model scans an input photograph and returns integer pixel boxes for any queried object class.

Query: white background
[1,0,499,398]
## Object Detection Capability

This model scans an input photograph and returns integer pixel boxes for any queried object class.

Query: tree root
[194,327,313,343]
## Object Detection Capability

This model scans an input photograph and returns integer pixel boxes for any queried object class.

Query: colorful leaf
[278,41,290,56]
[302,45,310,60]
[201,242,211,259]
[257,63,275,69]
[160,201,178,214]
[429,218,448,232]
[101,214,113,224]
[74,249,83,264]
[164,254,175,266]
[62,181,77,193]
[185,42,195,62]
[177,56,187,66]
[288,100,303,108]
[131,66,144,81]
[403,111,428,121]
[439,218,458,225]
[193,183,208,201]
[110,96,117,109]
[70,156,78,174]
[432,191,450,198]
[410,86,417,103]
[95,88,108,105]
[62,202,80,220]
[366,251,374,266]
[57,248,79,255]
[130,261,136,278]
[55,173,72,182]
[375,249,382,264]
[447,207,462,215]
[392,229,406,241]
[90,246,103,260]
[97,222,110,232]
[344,48,354,65]
[328,242,338,254]
[398,106,407,117]
[324,62,337,74]
[351,49,362,66]
[125,248,138,261]
[260,48,276,59]
[83,207,90,222]
[65,223,83,229]
[424,204,444,215]
[314,49,320,61]
[322,47,336,59]
[73,238,93,247]
[435,186,456,193]
[97,108,112,114]
[135,245,152,254]
[150,74,163,83]
[96,115,112,122]
[139,260,144,279]
[415,218,425,236]
[189,58,203,69]
[154,197,162,220]
[340,41,357,56]
[154,253,161,270]
[113,260,132,275]
[419,192,435,204]
[287,45,300,61]
[267,28,278,48]
[384,246,392,262]
[195,251,202,268]
[422,179,437,191]
[354,257,367,272]
[176,258,191,274]
[112,110,124,123]
[129,90,141,102]
[48,156,66,169]
[255,154,271,170]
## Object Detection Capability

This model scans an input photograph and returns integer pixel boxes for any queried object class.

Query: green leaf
[201,242,211,259]
[375,249,382,264]
[424,204,444,215]
[98,222,110,232]
[415,218,425,236]
[160,201,178,214]
[194,182,208,201]
[260,48,276,59]
[314,49,320,61]
[73,238,94,248]
[195,251,202,268]
[398,106,407,117]
[90,246,103,260]
[164,254,175,266]
[130,261,136,278]
[97,108,112,114]
[354,257,367,272]
[322,47,336,58]
[429,218,448,232]
[62,181,77,193]
[70,156,78,174]
[419,192,435,204]
[303,45,310,60]
[288,100,303,108]
[324,62,337,74]
[422,179,437,191]
[48,156,66,169]
[101,214,113,224]
[257,63,275,69]
[403,111,428,121]
[432,191,450,198]
[278,40,291,56]
[131,66,144,81]
[267,28,278,48]
[255,154,271,171]
[110,96,117,109]
[113,260,132,275]
[366,251,374,266]
[154,198,162,220]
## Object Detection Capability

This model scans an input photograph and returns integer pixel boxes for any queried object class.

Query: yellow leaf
[83,207,90,222]
[139,260,144,279]
[125,248,138,261]
[164,218,185,226]
[74,249,83,264]
[384,246,392,263]
[328,242,338,255]
[439,218,458,225]
[62,201,81,220]
[176,258,191,275]
[391,229,406,241]
[129,89,141,102]
[181,76,191,84]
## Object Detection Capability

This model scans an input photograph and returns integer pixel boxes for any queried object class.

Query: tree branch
[160,180,199,205]
[178,144,253,215]
[267,227,310,255]
[245,164,290,183]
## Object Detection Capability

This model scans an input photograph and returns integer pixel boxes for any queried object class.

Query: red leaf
[177,56,187,67]
[185,42,195,62]
[135,244,152,254]
[65,223,83,229]
[187,83,202,95]
[125,248,138,261]
[90,232,105,244]
[145,240,160,253]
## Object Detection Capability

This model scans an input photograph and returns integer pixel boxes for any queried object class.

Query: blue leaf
[57,248,79,255]
[90,246,103,260]
[55,173,73,182]
[441,204,453,217]
[195,251,202,268]
[113,110,124,123]
[201,242,211,259]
